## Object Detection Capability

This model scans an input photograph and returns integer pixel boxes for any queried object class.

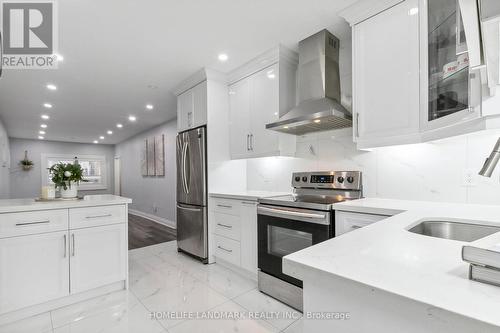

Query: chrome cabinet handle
[351,225,362,229]
[250,134,254,151]
[246,134,250,151]
[217,204,232,209]
[71,234,75,257]
[217,223,232,229]
[217,246,233,253]
[63,234,67,258]
[356,113,360,138]
[85,214,112,219]
[241,201,256,205]
[16,220,50,226]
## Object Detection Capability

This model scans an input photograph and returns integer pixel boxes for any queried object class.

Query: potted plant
[48,161,87,198]
[20,159,34,171]
[19,150,34,171]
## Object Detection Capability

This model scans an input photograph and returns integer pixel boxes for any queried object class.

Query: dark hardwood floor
[128,214,177,250]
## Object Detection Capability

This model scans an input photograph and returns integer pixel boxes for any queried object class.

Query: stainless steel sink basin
[408,220,500,242]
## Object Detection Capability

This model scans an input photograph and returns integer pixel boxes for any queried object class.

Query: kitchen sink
[408,220,500,242]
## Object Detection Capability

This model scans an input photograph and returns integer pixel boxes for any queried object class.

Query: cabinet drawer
[335,211,389,236]
[213,212,241,241]
[69,205,126,229]
[0,210,68,238]
[212,198,240,216]
[214,235,241,266]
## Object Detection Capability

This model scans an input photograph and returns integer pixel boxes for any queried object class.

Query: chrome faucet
[479,138,500,177]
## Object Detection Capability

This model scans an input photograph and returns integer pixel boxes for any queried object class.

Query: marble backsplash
[246,128,500,205]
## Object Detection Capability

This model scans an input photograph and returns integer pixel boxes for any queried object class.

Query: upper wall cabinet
[352,0,421,146]
[342,0,485,149]
[228,46,298,159]
[176,80,208,133]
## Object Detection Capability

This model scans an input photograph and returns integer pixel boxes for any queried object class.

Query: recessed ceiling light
[41,114,50,120]
[46,84,57,90]
[128,115,137,122]
[314,119,321,123]
[107,130,113,135]
[284,126,289,129]
[218,53,228,62]
[99,136,105,140]
[43,103,52,108]
[40,124,48,128]
[116,123,123,128]
[93,140,98,144]
[146,104,154,110]
[39,130,46,135]
[38,136,44,140]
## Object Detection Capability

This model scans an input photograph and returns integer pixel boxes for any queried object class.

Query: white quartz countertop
[283,198,500,327]
[209,190,290,201]
[0,195,132,213]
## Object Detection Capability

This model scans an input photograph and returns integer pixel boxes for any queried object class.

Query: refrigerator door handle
[183,141,190,194]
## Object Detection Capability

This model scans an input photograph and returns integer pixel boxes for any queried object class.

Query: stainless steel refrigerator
[176,126,208,262]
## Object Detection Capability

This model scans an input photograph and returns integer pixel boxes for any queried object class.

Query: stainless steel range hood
[266,29,352,135]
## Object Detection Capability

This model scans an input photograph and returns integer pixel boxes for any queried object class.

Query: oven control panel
[292,171,362,190]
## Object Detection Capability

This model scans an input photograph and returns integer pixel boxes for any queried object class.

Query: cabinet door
[240,201,258,274]
[421,0,480,131]
[353,0,420,142]
[0,231,69,314]
[192,80,208,128]
[70,224,127,294]
[177,89,194,132]
[229,79,251,159]
[250,64,280,156]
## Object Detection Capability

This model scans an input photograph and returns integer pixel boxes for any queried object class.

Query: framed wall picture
[155,135,165,176]
[141,139,148,176]
[147,136,156,176]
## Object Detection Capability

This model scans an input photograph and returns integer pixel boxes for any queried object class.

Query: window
[41,154,108,190]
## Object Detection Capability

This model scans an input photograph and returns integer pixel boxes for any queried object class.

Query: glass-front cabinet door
[423,0,481,130]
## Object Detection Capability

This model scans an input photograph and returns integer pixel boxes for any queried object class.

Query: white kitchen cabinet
[211,197,258,276]
[335,211,389,236]
[69,223,127,294]
[345,0,486,148]
[177,80,207,132]
[352,0,421,147]
[240,201,258,274]
[228,46,297,159]
[0,231,70,314]
[229,78,251,158]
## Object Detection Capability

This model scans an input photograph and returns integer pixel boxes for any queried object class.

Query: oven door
[257,204,332,287]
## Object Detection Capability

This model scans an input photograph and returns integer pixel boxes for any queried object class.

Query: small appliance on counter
[176,126,208,263]
[257,171,363,311]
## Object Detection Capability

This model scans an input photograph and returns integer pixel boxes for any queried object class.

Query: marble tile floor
[0,241,302,333]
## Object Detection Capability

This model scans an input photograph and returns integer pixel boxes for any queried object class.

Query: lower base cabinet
[70,224,127,294]
[335,211,390,236]
[0,204,128,316]
[0,231,69,314]
[211,197,258,276]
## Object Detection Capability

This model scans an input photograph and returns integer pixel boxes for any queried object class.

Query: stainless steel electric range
[257,171,363,311]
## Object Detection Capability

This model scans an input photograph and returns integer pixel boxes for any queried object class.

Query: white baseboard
[129,209,176,229]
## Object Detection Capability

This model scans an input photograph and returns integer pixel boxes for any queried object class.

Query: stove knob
[347,176,355,183]
[337,176,345,183]
[294,176,301,182]
[302,176,308,182]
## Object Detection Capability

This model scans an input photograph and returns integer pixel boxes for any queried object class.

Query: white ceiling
[0,0,356,145]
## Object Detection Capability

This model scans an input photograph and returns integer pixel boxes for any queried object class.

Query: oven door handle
[257,205,330,225]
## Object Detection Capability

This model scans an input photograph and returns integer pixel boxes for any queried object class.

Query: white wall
[115,120,177,226]
[9,138,115,199]
[0,118,10,199]
[246,128,500,205]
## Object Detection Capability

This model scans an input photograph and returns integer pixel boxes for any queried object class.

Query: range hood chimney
[266,29,352,135]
